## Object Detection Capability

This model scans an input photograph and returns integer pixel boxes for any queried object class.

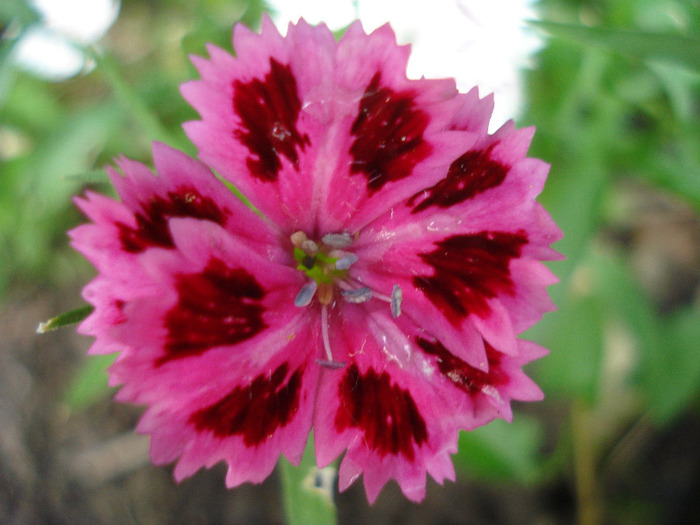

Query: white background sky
[15,0,541,128]
[267,0,542,127]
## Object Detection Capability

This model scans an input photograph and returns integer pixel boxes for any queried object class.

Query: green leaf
[1,72,64,130]
[642,127,700,211]
[581,250,700,423]
[537,279,606,403]
[65,354,117,410]
[332,21,354,41]
[36,305,94,333]
[84,47,190,152]
[647,307,700,423]
[279,433,337,525]
[0,31,23,106]
[64,169,110,185]
[530,21,700,72]
[647,61,700,121]
[592,250,663,380]
[0,0,40,26]
[453,416,544,482]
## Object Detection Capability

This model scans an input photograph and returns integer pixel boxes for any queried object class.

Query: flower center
[290,230,402,313]
[291,230,360,306]
[290,230,402,368]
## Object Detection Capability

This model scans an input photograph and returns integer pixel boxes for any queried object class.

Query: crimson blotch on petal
[71,16,561,504]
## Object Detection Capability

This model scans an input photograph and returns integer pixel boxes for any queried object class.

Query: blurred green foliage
[0,0,265,295]
[4,0,700,523]
[527,0,700,420]
[280,434,338,525]
[520,0,700,521]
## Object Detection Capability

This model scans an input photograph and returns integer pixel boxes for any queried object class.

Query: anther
[391,284,402,318]
[290,231,307,248]
[315,359,346,369]
[341,287,372,303]
[335,253,358,270]
[294,281,317,307]
[317,283,333,305]
[322,232,353,249]
[301,239,319,255]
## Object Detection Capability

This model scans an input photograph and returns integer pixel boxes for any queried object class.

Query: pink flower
[71,17,561,503]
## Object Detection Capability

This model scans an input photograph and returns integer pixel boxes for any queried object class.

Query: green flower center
[293,247,344,285]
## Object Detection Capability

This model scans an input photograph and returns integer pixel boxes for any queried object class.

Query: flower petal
[181,17,325,232]
[313,304,457,502]
[182,17,470,234]
[108,218,301,379]
[104,218,320,485]
[350,114,562,356]
[313,300,545,501]
[72,16,562,505]
[70,144,286,358]
[132,322,320,487]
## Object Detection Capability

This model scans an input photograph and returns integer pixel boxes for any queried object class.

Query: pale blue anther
[335,253,358,270]
[322,232,353,249]
[341,287,372,303]
[294,280,318,307]
[391,284,402,318]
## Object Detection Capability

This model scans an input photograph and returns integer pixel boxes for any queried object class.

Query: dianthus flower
[71,17,561,502]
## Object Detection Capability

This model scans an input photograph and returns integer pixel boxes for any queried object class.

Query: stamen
[321,304,333,361]
[315,359,346,369]
[335,253,358,270]
[391,284,402,318]
[317,283,333,305]
[341,287,372,303]
[290,230,307,248]
[294,280,317,307]
[322,232,353,249]
[302,239,319,255]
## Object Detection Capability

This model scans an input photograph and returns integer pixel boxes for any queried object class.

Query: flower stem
[85,46,190,153]
[279,433,338,525]
[571,401,602,525]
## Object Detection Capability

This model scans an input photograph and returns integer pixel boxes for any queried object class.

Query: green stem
[279,434,338,525]
[85,46,189,152]
[571,401,602,525]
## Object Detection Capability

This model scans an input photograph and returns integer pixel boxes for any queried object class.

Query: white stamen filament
[370,291,391,301]
[342,277,402,317]
[321,304,333,361]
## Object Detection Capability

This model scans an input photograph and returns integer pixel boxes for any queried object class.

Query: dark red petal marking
[118,186,228,253]
[113,299,127,324]
[413,231,527,324]
[189,363,303,446]
[349,73,433,194]
[335,364,427,460]
[408,143,507,213]
[160,258,266,365]
[233,58,310,182]
[416,337,508,395]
